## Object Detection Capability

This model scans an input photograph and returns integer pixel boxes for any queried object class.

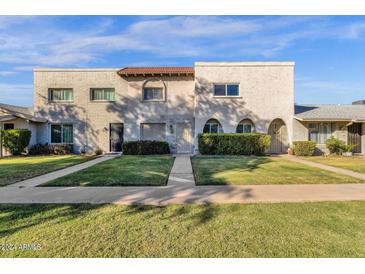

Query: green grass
[192,156,364,185]
[0,202,365,257]
[0,155,95,186]
[301,155,365,174]
[43,155,174,186]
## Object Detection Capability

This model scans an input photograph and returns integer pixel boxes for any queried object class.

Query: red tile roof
[118,67,194,76]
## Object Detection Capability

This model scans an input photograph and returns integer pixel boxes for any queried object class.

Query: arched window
[203,119,223,133]
[236,119,255,133]
[142,79,166,101]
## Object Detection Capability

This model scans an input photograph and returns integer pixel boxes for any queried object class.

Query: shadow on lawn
[122,204,220,226]
[0,204,104,237]
[194,156,272,185]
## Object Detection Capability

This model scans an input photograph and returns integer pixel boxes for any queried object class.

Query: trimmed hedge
[292,141,316,156]
[1,129,31,155]
[28,143,73,155]
[122,140,170,155]
[198,133,271,155]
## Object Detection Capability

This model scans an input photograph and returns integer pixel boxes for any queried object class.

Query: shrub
[95,149,103,155]
[28,143,73,155]
[292,141,316,156]
[122,140,170,155]
[28,144,51,155]
[52,144,73,155]
[198,133,271,155]
[343,144,354,153]
[325,136,351,155]
[1,129,31,155]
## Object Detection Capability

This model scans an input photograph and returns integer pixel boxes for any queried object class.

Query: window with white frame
[213,84,239,97]
[143,87,164,101]
[49,89,73,102]
[236,119,255,133]
[90,88,115,101]
[308,122,332,144]
[51,124,73,144]
[203,119,223,133]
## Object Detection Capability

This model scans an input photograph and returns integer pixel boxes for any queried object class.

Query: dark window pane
[236,124,243,133]
[203,124,210,133]
[143,88,152,100]
[243,124,252,133]
[309,131,318,143]
[210,124,218,133]
[51,125,62,143]
[4,123,14,130]
[214,85,226,96]
[227,85,239,96]
[62,125,73,143]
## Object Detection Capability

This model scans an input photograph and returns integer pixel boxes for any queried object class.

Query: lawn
[301,155,365,174]
[192,156,364,185]
[43,155,174,186]
[0,155,95,186]
[0,202,364,257]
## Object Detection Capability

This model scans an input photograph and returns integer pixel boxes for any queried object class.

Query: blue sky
[0,15,365,106]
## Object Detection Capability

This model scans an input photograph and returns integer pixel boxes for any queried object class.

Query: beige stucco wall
[33,69,195,153]
[292,120,359,154]
[194,62,295,152]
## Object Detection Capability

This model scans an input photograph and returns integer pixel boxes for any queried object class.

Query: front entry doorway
[348,123,362,153]
[109,123,124,152]
[268,119,288,154]
[176,122,192,153]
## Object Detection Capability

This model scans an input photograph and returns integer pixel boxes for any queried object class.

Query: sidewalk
[1,183,365,205]
[281,155,365,180]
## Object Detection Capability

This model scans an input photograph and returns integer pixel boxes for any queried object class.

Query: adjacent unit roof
[295,104,365,122]
[118,67,194,77]
[0,103,46,123]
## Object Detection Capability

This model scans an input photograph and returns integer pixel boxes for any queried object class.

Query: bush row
[122,140,170,155]
[28,143,73,155]
[198,133,271,155]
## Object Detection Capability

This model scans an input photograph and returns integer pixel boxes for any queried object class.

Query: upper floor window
[90,88,115,101]
[51,124,73,144]
[143,87,164,101]
[213,84,239,97]
[49,88,73,102]
[308,122,332,144]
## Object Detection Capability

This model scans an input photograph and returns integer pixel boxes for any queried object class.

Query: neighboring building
[1,61,364,155]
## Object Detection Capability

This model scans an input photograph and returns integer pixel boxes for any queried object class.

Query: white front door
[176,122,192,153]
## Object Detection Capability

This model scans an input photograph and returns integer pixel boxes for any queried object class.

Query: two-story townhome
[1,61,364,156]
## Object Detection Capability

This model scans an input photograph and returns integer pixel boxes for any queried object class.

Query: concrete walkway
[281,155,365,180]
[1,155,365,205]
[7,155,117,188]
[167,155,195,187]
